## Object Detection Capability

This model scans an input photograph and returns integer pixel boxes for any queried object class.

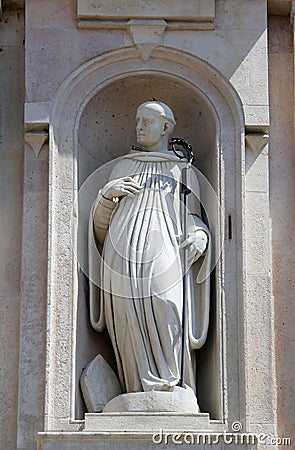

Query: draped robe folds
[90,151,210,394]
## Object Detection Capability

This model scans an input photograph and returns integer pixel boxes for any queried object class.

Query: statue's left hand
[180,229,208,266]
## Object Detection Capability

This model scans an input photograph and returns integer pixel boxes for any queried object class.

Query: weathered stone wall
[268,14,295,444]
[25,0,269,129]
[0,6,24,450]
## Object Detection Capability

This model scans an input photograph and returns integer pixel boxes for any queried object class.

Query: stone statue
[87,101,211,411]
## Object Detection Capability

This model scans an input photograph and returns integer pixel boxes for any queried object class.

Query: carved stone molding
[77,0,215,30]
[127,19,166,61]
[25,102,51,132]
[246,133,269,155]
[245,132,269,171]
[25,131,48,158]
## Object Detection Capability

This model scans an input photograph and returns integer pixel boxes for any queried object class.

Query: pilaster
[245,132,278,449]
[17,131,49,449]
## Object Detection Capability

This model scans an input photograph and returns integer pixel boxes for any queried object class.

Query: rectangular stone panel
[77,0,215,29]
[38,431,254,449]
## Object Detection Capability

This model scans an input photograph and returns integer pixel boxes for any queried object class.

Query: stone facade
[0,1,294,449]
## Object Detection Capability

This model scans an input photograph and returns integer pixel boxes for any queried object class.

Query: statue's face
[136,106,166,149]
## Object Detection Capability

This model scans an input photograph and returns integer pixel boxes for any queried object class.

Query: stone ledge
[25,102,51,131]
[244,106,270,133]
[38,429,254,450]
[77,0,215,30]
[78,19,215,30]
[84,412,225,433]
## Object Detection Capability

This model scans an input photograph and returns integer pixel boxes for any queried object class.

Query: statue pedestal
[103,387,200,413]
[38,415,256,449]
[84,411,212,433]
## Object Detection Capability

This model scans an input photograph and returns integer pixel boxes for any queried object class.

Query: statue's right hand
[101,177,142,200]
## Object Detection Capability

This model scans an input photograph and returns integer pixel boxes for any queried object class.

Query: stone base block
[103,387,200,413]
[84,411,213,432]
[38,413,254,450]
[38,431,254,450]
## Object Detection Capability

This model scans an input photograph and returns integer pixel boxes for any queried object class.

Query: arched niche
[47,47,246,431]
[76,74,218,419]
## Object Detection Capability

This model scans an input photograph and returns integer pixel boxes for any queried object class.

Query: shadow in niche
[75,73,221,420]
[75,269,117,418]
[194,204,220,419]
[196,269,219,418]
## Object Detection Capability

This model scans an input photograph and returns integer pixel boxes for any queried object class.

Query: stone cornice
[77,0,215,30]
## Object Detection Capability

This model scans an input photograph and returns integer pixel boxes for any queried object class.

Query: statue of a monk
[89,101,210,398]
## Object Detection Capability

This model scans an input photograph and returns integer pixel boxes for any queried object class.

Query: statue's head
[136,101,176,150]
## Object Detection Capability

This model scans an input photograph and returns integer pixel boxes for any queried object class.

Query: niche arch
[47,46,246,430]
